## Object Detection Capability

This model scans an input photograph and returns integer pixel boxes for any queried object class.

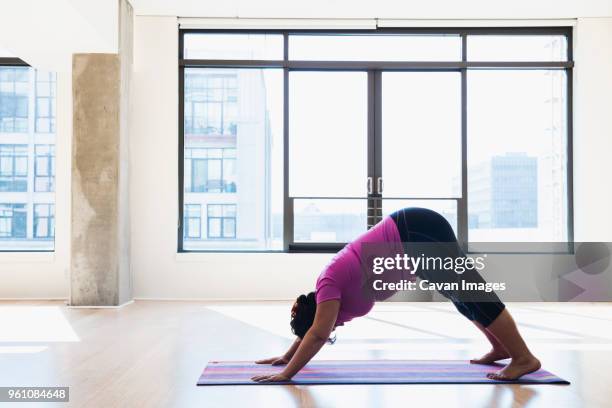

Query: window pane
[289,72,367,197]
[183,69,283,250]
[192,160,207,192]
[184,34,283,60]
[382,199,458,235]
[0,67,56,250]
[468,35,567,61]
[468,70,567,243]
[294,199,367,243]
[208,218,221,238]
[382,72,461,198]
[290,34,461,61]
[223,218,236,238]
[187,218,200,238]
[184,69,239,136]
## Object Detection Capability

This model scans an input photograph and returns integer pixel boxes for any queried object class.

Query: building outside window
[34,144,55,192]
[33,203,54,238]
[184,72,238,136]
[183,204,201,239]
[35,71,56,133]
[182,64,283,251]
[207,204,236,239]
[0,67,29,133]
[0,64,56,251]
[184,148,236,193]
[0,203,26,238]
[0,144,28,192]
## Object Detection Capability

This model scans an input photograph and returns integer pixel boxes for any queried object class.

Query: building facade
[0,66,55,250]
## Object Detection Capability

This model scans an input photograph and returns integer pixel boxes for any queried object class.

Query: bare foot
[470,348,510,365]
[487,355,541,381]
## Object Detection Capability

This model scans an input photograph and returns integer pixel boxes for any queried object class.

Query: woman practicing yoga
[253,207,541,383]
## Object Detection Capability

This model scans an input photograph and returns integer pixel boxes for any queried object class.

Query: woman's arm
[255,337,301,365]
[252,300,340,382]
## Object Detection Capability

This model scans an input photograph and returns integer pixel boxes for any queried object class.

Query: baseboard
[0,297,67,301]
[67,299,135,309]
[134,297,294,302]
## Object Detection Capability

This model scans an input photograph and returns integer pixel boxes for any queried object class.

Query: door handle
[367,177,373,194]
[377,177,384,194]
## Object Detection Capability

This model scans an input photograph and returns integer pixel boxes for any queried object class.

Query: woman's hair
[290,292,317,339]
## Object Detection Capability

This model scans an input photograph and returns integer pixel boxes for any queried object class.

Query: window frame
[178,27,574,253]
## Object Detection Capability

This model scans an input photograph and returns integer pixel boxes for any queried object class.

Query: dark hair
[290,292,317,339]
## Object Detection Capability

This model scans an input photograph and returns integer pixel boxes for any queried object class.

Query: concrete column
[70,0,133,306]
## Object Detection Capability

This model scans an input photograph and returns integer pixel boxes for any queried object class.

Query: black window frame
[178,27,574,253]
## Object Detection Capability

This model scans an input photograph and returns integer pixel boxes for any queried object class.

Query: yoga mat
[197,360,569,385]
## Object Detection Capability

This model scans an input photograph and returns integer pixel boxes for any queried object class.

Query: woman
[253,207,541,382]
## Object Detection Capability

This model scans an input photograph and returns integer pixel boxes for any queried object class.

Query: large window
[179,29,573,252]
[0,62,56,251]
[180,62,283,250]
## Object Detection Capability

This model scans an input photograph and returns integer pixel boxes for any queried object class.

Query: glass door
[289,71,369,245]
[378,71,462,232]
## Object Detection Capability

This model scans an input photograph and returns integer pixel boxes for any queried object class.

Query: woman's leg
[470,320,510,364]
[483,308,541,380]
[389,208,540,379]
[450,300,509,363]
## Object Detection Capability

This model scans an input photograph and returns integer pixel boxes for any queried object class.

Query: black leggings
[390,207,505,327]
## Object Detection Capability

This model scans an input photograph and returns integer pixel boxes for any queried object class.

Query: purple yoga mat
[197,360,569,385]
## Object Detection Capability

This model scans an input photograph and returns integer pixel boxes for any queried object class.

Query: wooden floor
[0,300,611,407]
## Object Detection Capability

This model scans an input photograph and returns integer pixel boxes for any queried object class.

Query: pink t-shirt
[315,216,404,327]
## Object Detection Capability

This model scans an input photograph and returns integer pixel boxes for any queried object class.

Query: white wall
[573,18,612,242]
[129,15,612,300]
[0,0,118,73]
[130,0,612,19]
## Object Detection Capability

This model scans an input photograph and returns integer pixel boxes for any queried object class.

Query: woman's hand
[251,372,291,383]
[255,356,289,366]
